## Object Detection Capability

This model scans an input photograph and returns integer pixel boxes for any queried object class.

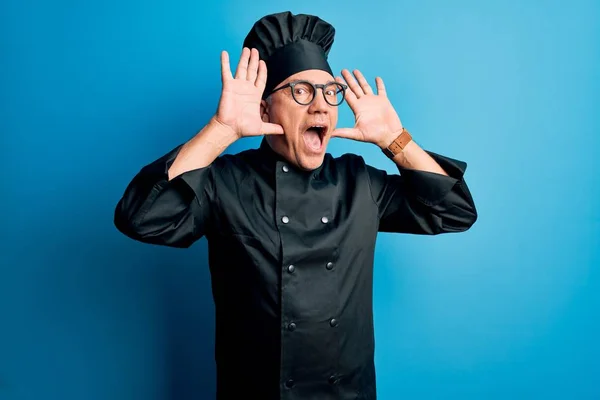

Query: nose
[307,88,329,113]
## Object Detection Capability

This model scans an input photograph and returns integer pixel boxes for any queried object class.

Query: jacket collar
[258,137,326,180]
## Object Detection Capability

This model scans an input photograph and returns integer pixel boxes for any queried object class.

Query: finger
[336,76,358,108]
[220,51,233,83]
[331,127,361,140]
[256,60,267,89]
[246,48,259,82]
[341,69,364,98]
[234,47,250,79]
[260,122,285,135]
[353,69,373,95]
[375,77,387,97]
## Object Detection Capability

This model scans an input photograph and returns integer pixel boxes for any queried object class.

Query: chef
[114,11,477,400]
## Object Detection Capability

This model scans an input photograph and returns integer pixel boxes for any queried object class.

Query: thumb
[261,122,285,135]
[331,127,361,140]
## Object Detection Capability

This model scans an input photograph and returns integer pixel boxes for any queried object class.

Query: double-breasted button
[328,375,339,385]
[287,264,295,273]
[282,216,289,224]
[326,262,334,270]
[285,379,295,388]
[287,322,296,331]
[321,216,329,224]
[282,165,289,172]
[329,318,339,327]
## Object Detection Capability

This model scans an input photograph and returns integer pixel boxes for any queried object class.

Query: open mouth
[302,125,327,152]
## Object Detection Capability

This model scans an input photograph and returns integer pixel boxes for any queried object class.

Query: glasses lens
[291,82,315,105]
[324,83,345,106]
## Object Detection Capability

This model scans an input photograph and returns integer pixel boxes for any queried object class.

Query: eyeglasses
[268,80,348,106]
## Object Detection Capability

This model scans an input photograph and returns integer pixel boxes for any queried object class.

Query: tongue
[303,128,322,151]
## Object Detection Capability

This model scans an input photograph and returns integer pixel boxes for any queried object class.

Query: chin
[297,153,325,171]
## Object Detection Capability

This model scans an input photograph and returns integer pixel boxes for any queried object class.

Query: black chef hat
[243,11,336,99]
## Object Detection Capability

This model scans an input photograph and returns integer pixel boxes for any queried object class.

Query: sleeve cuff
[399,151,467,206]
[139,143,213,201]
[136,143,184,181]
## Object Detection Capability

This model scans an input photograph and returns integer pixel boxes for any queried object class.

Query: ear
[260,99,269,123]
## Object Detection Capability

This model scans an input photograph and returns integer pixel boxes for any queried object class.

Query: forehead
[281,69,335,85]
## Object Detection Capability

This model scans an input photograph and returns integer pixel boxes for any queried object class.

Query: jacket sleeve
[113,144,216,248]
[366,151,477,235]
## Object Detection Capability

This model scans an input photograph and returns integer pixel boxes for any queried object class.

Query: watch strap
[382,128,412,159]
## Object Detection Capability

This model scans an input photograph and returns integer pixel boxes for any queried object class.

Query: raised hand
[214,47,284,138]
[332,69,404,148]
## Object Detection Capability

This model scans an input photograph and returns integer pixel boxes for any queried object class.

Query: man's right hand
[168,48,283,180]
[214,47,284,139]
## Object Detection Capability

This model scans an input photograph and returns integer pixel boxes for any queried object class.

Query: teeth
[307,125,327,137]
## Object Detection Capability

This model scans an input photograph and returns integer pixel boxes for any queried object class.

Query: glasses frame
[268,80,348,106]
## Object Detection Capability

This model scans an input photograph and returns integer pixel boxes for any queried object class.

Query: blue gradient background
[2,0,599,399]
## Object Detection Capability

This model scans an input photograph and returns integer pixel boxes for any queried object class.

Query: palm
[333,69,403,148]
[217,80,264,136]
[215,48,283,138]
[350,96,401,144]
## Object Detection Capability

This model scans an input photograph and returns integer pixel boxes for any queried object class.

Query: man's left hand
[332,69,404,149]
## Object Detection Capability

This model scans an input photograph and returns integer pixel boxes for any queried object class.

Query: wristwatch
[382,127,412,159]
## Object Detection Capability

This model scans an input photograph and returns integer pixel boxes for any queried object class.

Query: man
[114,11,477,400]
